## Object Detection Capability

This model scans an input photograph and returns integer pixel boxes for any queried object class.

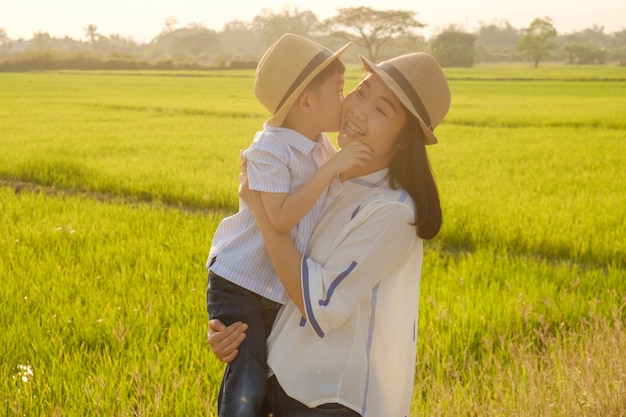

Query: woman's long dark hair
[387,112,442,239]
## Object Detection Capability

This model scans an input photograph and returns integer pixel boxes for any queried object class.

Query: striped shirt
[267,168,423,416]
[207,124,337,304]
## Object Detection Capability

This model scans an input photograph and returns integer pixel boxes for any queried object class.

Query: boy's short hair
[306,58,346,92]
[254,33,351,127]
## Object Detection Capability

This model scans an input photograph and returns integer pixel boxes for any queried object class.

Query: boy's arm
[261,163,336,234]
[261,140,373,234]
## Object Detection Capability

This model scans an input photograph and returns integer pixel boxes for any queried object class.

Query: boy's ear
[297,91,311,113]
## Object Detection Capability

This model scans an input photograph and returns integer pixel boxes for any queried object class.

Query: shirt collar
[264,123,319,155]
[348,168,389,188]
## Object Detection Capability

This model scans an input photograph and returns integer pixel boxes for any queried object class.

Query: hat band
[379,62,432,130]
[274,49,334,114]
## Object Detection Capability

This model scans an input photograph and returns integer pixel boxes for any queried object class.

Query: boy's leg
[267,375,362,417]
[207,271,277,417]
[260,296,282,416]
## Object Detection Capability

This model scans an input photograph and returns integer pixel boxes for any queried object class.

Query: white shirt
[267,168,423,417]
[208,124,337,304]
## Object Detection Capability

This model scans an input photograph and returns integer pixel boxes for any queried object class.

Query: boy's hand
[207,319,248,363]
[324,140,373,176]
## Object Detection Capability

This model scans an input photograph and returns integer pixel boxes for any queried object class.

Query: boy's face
[308,71,345,133]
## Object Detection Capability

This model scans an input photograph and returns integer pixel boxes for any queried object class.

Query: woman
[209,52,451,417]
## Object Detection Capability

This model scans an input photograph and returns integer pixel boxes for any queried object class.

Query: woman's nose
[350,103,367,121]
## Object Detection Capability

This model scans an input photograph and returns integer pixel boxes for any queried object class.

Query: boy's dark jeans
[267,375,362,417]
[207,270,281,417]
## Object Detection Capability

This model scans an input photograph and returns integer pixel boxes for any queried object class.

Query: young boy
[206,34,371,417]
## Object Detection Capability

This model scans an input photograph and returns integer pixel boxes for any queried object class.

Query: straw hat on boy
[255,33,351,127]
[360,53,451,145]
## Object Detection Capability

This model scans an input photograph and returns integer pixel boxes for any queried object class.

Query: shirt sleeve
[243,136,291,193]
[300,200,418,338]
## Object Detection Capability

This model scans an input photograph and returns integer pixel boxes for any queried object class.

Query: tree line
[1,6,625,71]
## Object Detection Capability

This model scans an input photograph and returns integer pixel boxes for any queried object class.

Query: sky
[2,0,625,43]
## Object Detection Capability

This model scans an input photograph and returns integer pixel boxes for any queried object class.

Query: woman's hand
[207,319,248,363]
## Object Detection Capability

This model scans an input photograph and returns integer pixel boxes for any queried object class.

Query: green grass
[441,63,626,81]
[431,124,625,266]
[0,72,263,210]
[1,66,625,416]
[1,187,224,415]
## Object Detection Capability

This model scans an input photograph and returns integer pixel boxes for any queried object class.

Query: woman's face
[338,72,407,175]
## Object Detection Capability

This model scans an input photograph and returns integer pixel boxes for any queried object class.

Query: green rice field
[1,64,625,416]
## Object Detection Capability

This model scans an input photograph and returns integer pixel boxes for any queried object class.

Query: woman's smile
[343,118,365,137]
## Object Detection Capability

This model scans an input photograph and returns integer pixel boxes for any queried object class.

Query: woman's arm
[300,204,419,337]
[240,157,418,331]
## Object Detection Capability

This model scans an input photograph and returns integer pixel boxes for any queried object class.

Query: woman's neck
[340,164,383,182]
[340,148,397,182]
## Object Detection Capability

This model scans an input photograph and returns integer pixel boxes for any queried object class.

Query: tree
[0,28,9,45]
[251,6,319,47]
[477,20,520,48]
[84,24,98,44]
[162,17,179,35]
[475,20,521,62]
[29,31,52,51]
[219,20,265,66]
[0,28,10,57]
[563,42,607,64]
[319,7,425,62]
[610,29,626,64]
[517,17,557,67]
[148,24,221,64]
[431,27,477,67]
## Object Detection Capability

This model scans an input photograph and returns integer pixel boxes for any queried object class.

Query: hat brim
[359,55,438,145]
[266,41,352,127]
